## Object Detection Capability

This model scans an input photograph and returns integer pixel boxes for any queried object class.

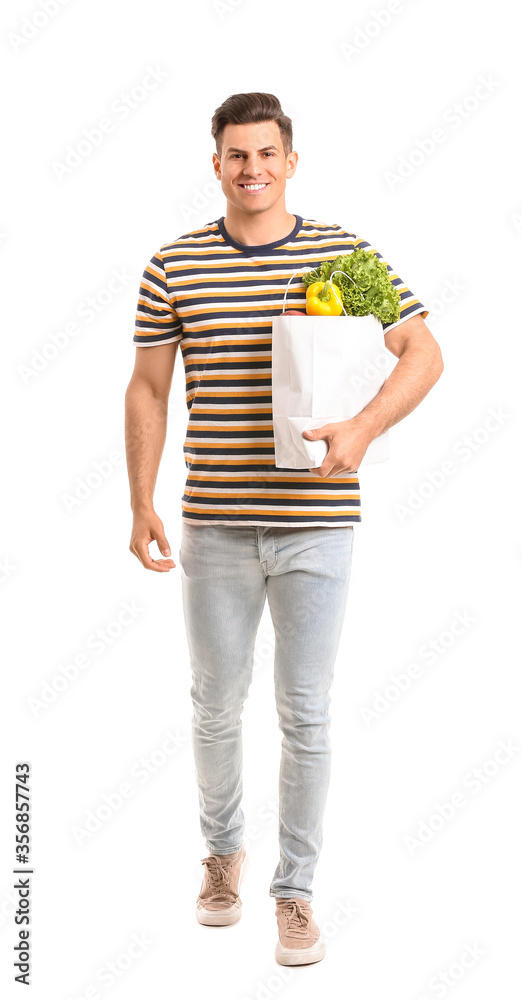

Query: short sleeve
[133,249,183,346]
[353,235,429,333]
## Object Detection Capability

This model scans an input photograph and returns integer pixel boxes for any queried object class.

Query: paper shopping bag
[271,312,390,470]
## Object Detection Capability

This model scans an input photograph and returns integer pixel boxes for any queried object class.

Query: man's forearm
[125,383,169,512]
[352,343,444,440]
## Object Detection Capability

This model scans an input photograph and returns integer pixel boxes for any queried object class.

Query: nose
[241,157,264,178]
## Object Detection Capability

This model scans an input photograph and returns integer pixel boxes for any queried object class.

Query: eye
[230,152,275,158]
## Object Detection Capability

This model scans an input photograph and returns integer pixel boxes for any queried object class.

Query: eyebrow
[226,145,279,154]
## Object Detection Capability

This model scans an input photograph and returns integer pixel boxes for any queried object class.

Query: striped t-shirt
[133,215,428,527]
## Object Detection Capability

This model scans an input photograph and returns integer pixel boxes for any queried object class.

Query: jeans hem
[205,844,243,856]
[269,890,313,901]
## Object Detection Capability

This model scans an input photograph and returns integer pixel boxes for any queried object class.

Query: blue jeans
[178,522,355,902]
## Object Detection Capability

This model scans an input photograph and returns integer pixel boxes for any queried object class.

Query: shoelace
[201,854,240,902]
[278,899,311,937]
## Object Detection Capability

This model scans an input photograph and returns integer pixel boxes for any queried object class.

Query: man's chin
[230,199,273,215]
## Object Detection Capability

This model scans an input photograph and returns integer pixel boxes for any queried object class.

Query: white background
[1,0,521,997]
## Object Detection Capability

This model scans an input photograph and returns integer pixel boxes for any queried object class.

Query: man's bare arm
[125,342,178,572]
[303,314,444,477]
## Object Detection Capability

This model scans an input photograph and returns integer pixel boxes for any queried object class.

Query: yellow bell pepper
[305,279,344,316]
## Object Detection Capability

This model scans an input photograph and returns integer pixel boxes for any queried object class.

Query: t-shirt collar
[217,214,302,254]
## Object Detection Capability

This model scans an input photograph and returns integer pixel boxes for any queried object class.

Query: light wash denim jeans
[178,521,355,902]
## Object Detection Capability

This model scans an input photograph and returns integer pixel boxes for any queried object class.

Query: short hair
[211,92,293,158]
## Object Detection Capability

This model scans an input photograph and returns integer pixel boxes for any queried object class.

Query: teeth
[242,183,267,190]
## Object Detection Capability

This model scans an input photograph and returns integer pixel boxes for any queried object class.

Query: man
[125,92,443,967]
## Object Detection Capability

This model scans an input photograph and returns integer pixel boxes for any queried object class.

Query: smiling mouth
[239,182,269,191]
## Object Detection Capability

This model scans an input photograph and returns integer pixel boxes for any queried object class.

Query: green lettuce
[303,250,401,324]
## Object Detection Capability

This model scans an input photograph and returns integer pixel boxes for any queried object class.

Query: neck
[223,202,296,246]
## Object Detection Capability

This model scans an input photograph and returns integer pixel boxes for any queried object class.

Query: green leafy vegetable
[302,250,401,324]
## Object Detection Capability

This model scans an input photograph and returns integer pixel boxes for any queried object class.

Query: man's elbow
[429,344,444,384]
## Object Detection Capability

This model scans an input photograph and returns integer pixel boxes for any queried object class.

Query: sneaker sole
[196,852,249,926]
[275,933,326,966]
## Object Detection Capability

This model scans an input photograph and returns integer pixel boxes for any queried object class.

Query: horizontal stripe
[133,216,428,527]
[182,503,361,513]
[181,514,361,525]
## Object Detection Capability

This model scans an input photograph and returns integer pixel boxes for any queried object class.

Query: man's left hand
[302,418,373,477]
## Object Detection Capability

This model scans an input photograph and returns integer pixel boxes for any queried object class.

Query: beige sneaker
[196,846,248,925]
[275,897,326,965]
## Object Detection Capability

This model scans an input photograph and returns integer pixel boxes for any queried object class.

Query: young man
[125,92,443,966]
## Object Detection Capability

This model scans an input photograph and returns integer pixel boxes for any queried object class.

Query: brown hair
[211,92,293,158]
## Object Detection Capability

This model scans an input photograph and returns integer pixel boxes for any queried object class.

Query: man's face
[212,120,298,216]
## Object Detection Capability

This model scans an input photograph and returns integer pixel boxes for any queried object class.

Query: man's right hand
[129,509,175,572]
